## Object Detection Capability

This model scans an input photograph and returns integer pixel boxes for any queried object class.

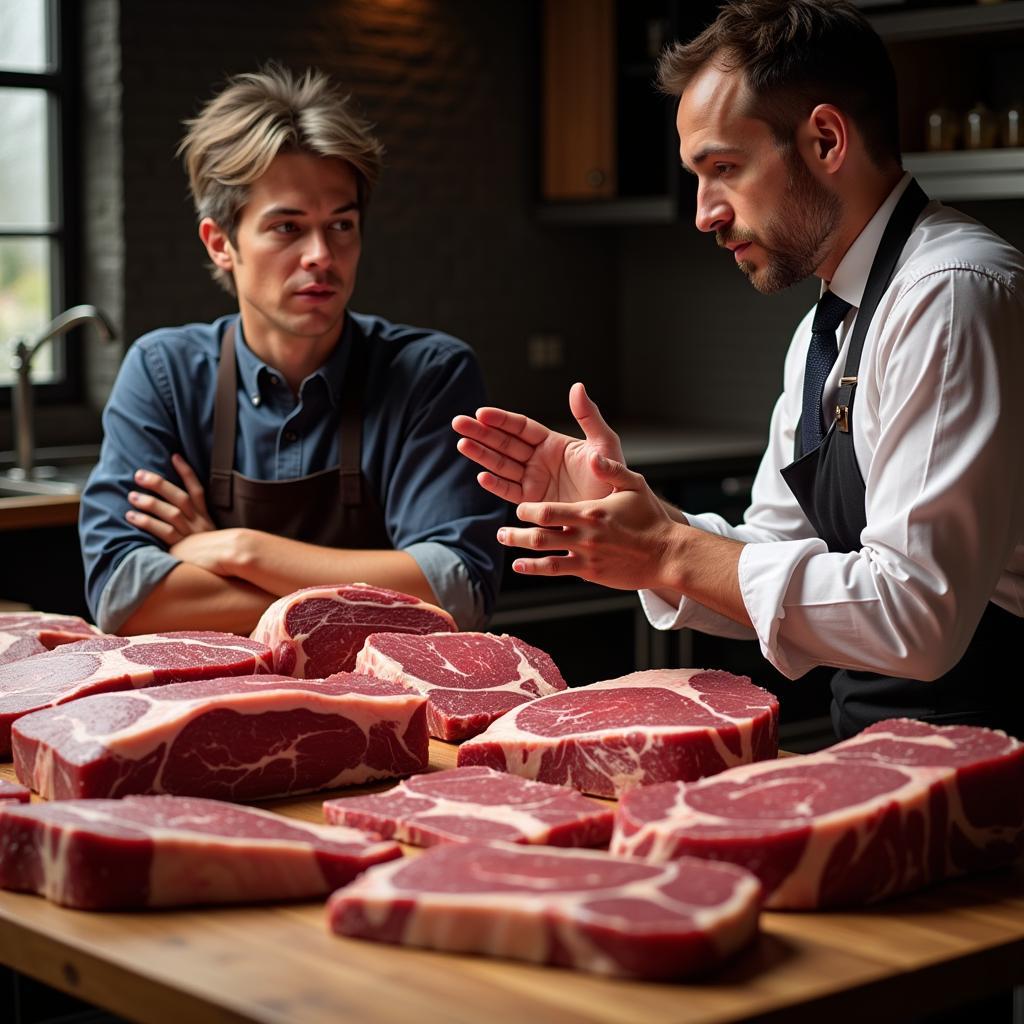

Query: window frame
[0,0,82,408]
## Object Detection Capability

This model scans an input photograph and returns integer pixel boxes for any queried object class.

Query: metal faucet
[9,304,117,480]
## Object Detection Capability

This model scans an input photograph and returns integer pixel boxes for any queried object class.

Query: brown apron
[207,319,392,550]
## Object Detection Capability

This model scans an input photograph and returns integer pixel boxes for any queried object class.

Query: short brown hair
[658,0,901,168]
[178,64,385,294]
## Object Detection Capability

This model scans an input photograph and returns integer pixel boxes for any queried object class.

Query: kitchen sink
[0,444,99,498]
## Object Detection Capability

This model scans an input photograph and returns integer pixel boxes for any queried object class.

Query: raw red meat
[0,795,402,909]
[355,631,566,740]
[12,673,428,801]
[252,584,456,677]
[327,841,761,979]
[323,765,612,848]
[0,611,100,666]
[457,669,778,797]
[0,780,29,804]
[612,719,1024,908]
[0,631,272,755]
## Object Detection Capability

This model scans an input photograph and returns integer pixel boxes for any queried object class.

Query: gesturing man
[455,0,1024,738]
[81,66,504,635]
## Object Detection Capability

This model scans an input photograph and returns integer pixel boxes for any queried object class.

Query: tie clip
[839,376,858,387]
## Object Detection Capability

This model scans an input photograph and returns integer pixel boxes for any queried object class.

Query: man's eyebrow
[681,145,745,174]
[258,202,359,218]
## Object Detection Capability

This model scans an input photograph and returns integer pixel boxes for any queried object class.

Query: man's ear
[199,217,235,272]
[798,104,848,176]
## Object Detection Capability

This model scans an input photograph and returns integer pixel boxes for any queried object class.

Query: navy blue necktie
[801,290,853,455]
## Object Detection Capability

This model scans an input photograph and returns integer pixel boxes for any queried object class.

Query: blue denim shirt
[79,312,505,631]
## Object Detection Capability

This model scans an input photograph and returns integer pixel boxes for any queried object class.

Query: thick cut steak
[0,795,402,909]
[457,669,778,798]
[355,632,567,740]
[0,780,29,804]
[612,719,1024,908]
[252,584,456,677]
[327,841,761,979]
[0,631,272,755]
[323,765,612,848]
[0,611,100,666]
[12,673,428,801]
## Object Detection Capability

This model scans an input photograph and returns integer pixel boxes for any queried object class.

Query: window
[0,0,80,400]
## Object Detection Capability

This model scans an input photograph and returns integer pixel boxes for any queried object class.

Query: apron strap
[338,322,367,508]
[836,179,930,419]
[210,320,239,511]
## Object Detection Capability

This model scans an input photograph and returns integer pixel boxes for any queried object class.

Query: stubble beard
[734,153,841,295]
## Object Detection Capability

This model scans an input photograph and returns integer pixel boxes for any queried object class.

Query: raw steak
[457,669,778,798]
[355,632,567,740]
[12,673,428,801]
[323,765,612,848]
[0,631,272,755]
[252,583,456,677]
[327,841,761,979]
[0,780,29,805]
[0,795,402,909]
[0,611,100,666]
[612,719,1024,909]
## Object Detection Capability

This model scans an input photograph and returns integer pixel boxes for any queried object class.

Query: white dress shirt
[641,174,1024,681]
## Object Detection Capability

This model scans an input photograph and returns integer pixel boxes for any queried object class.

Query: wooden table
[1,743,1022,1024]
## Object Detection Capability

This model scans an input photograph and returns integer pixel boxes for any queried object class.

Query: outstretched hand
[452,382,626,505]
[499,452,678,592]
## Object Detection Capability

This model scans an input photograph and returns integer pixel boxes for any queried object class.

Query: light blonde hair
[178,64,384,294]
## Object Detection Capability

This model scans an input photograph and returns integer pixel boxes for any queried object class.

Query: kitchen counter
[0,493,79,531]
[1,745,1022,1024]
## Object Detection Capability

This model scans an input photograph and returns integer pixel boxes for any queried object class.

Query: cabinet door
[542,0,616,200]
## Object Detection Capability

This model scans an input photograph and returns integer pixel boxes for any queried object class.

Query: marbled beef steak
[12,673,428,801]
[252,583,456,677]
[327,841,762,979]
[612,719,1024,908]
[0,795,402,909]
[457,669,779,797]
[324,765,612,848]
[0,611,100,666]
[0,631,272,754]
[355,631,566,740]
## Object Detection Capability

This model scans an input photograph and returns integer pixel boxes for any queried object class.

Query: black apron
[207,318,392,551]
[779,180,1022,739]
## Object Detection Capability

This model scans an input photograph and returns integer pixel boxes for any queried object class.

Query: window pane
[0,236,55,386]
[0,88,51,228]
[0,0,49,72]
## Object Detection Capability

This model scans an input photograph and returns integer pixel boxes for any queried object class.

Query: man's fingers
[590,452,644,491]
[515,501,589,529]
[128,491,192,533]
[134,469,196,519]
[171,454,212,520]
[473,407,550,447]
[476,471,524,504]
[456,438,527,483]
[569,382,619,447]
[453,416,539,466]
[125,509,182,546]
[511,554,577,577]
[498,525,570,551]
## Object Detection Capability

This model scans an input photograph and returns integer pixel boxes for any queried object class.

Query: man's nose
[300,229,331,268]
[695,187,732,234]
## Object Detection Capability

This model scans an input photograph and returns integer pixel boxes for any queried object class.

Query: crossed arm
[119,453,434,635]
[452,382,751,628]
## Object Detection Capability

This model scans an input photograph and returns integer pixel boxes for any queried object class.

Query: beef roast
[327,841,761,979]
[0,631,272,755]
[323,765,612,848]
[252,584,456,677]
[355,631,566,740]
[0,611,100,666]
[457,669,779,798]
[612,719,1024,908]
[0,795,402,909]
[0,780,29,804]
[12,673,428,801]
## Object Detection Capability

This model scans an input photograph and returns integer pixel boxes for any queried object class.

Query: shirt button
[251,394,261,407]
[284,431,297,443]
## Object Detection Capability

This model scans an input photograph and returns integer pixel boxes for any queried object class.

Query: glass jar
[1001,103,1024,148]
[925,107,959,151]
[964,102,998,150]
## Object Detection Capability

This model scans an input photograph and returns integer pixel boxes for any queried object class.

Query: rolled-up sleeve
[79,340,185,630]
[378,340,505,628]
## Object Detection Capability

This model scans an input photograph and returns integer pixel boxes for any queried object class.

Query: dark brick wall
[110,0,619,422]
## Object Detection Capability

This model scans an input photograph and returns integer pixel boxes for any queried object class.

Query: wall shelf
[904,148,1024,200]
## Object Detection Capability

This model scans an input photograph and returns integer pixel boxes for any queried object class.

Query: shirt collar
[232,314,353,408]
[825,171,913,309]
